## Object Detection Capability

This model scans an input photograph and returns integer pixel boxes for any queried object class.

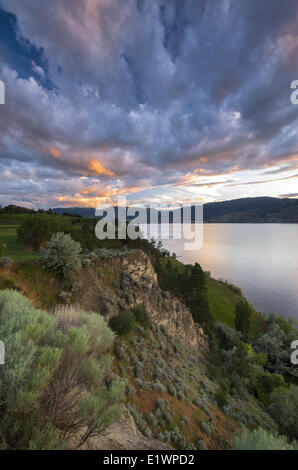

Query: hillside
[0,248,278,449]
[0,215,297,450]
[53,196,298,223]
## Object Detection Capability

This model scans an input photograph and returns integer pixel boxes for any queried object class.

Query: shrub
[0,256,13,268]
[40,232,82,280]
[53,304,82,332]
[215,389,228,408]
[147,412,158,426]
[0,291,124,449]
[156,398,168,410]
[233,428,297,450]
[268,386,298,441]
[199,421,213,435]
[109,310,136,335]
[131,305,150,328]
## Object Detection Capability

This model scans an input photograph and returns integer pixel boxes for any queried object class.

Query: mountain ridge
[53,196,298,223]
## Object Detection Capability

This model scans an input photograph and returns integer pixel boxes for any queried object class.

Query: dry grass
[54,304,82,332]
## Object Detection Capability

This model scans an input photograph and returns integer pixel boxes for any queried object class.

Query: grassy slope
[0,226,39,262]
[207,277,267,336]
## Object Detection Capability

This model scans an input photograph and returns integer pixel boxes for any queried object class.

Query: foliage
[131,305,150,328]
[109,310,136,335]
[215,388,229,408]
[214,321,241,350]
[0,241,4,257]
[0,291,124,449]
[233,428,296,450]
[268,386,298,441]
[253,317,298,383]
[255,372,286,406]
[40,232,82,280]
[18,216,53,250]
[234,299,252,341]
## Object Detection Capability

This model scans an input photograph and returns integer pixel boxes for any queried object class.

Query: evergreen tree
[234,299,252,341]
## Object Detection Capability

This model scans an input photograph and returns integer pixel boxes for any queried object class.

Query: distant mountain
[53,207,96,217]
[203,197,298,222]
[53,197,298,223]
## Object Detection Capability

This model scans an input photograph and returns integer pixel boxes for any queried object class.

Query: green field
[0,225,39,262]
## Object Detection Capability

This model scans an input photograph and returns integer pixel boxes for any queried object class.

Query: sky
[0,0,298,209]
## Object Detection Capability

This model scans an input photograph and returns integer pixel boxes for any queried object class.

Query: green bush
[0,291,124,449]
[268,386,298,441]
[109,310,136,335]
[255,372,285,405]
[40,232,82,280]
[233,428,297,450]
[131,305,150,328]
[215,389,229,408]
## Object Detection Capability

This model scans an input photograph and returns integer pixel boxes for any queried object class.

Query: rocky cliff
[72,249,208,352]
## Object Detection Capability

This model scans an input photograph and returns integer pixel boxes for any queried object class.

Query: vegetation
[234,299,252,341]
[0,291,124,449]
[233,428,297,450]
[268,386,298,441]
[110,310,136,336]
[40,233,82,280]
[110,305,150,335]
[0,205,297,450]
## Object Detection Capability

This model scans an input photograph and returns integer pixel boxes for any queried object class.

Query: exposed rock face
[73,249,208,352]
[80,406,172,450]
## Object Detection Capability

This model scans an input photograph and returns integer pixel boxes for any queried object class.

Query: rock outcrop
[80,406,172,450]
[73,249,208,352]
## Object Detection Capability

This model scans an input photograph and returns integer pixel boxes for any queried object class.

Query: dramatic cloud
[0,0,298,207]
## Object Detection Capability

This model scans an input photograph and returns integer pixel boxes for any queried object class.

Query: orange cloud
[87,159,114,176]
[49,148,61,159]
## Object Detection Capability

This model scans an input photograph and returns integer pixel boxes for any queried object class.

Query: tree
[40,232,82,280]
[81,222,94,251]
[0,241,4,257]
[18,216,51,250]
[234,299,252,341]
[186,263,213,326]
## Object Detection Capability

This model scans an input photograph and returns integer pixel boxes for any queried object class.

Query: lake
[155,224,298,321]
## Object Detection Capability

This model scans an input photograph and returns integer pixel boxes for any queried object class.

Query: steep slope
[72,249,208,352]
[69,249,275,450]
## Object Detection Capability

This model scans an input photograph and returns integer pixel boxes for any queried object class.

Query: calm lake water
[154,224,298,321]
